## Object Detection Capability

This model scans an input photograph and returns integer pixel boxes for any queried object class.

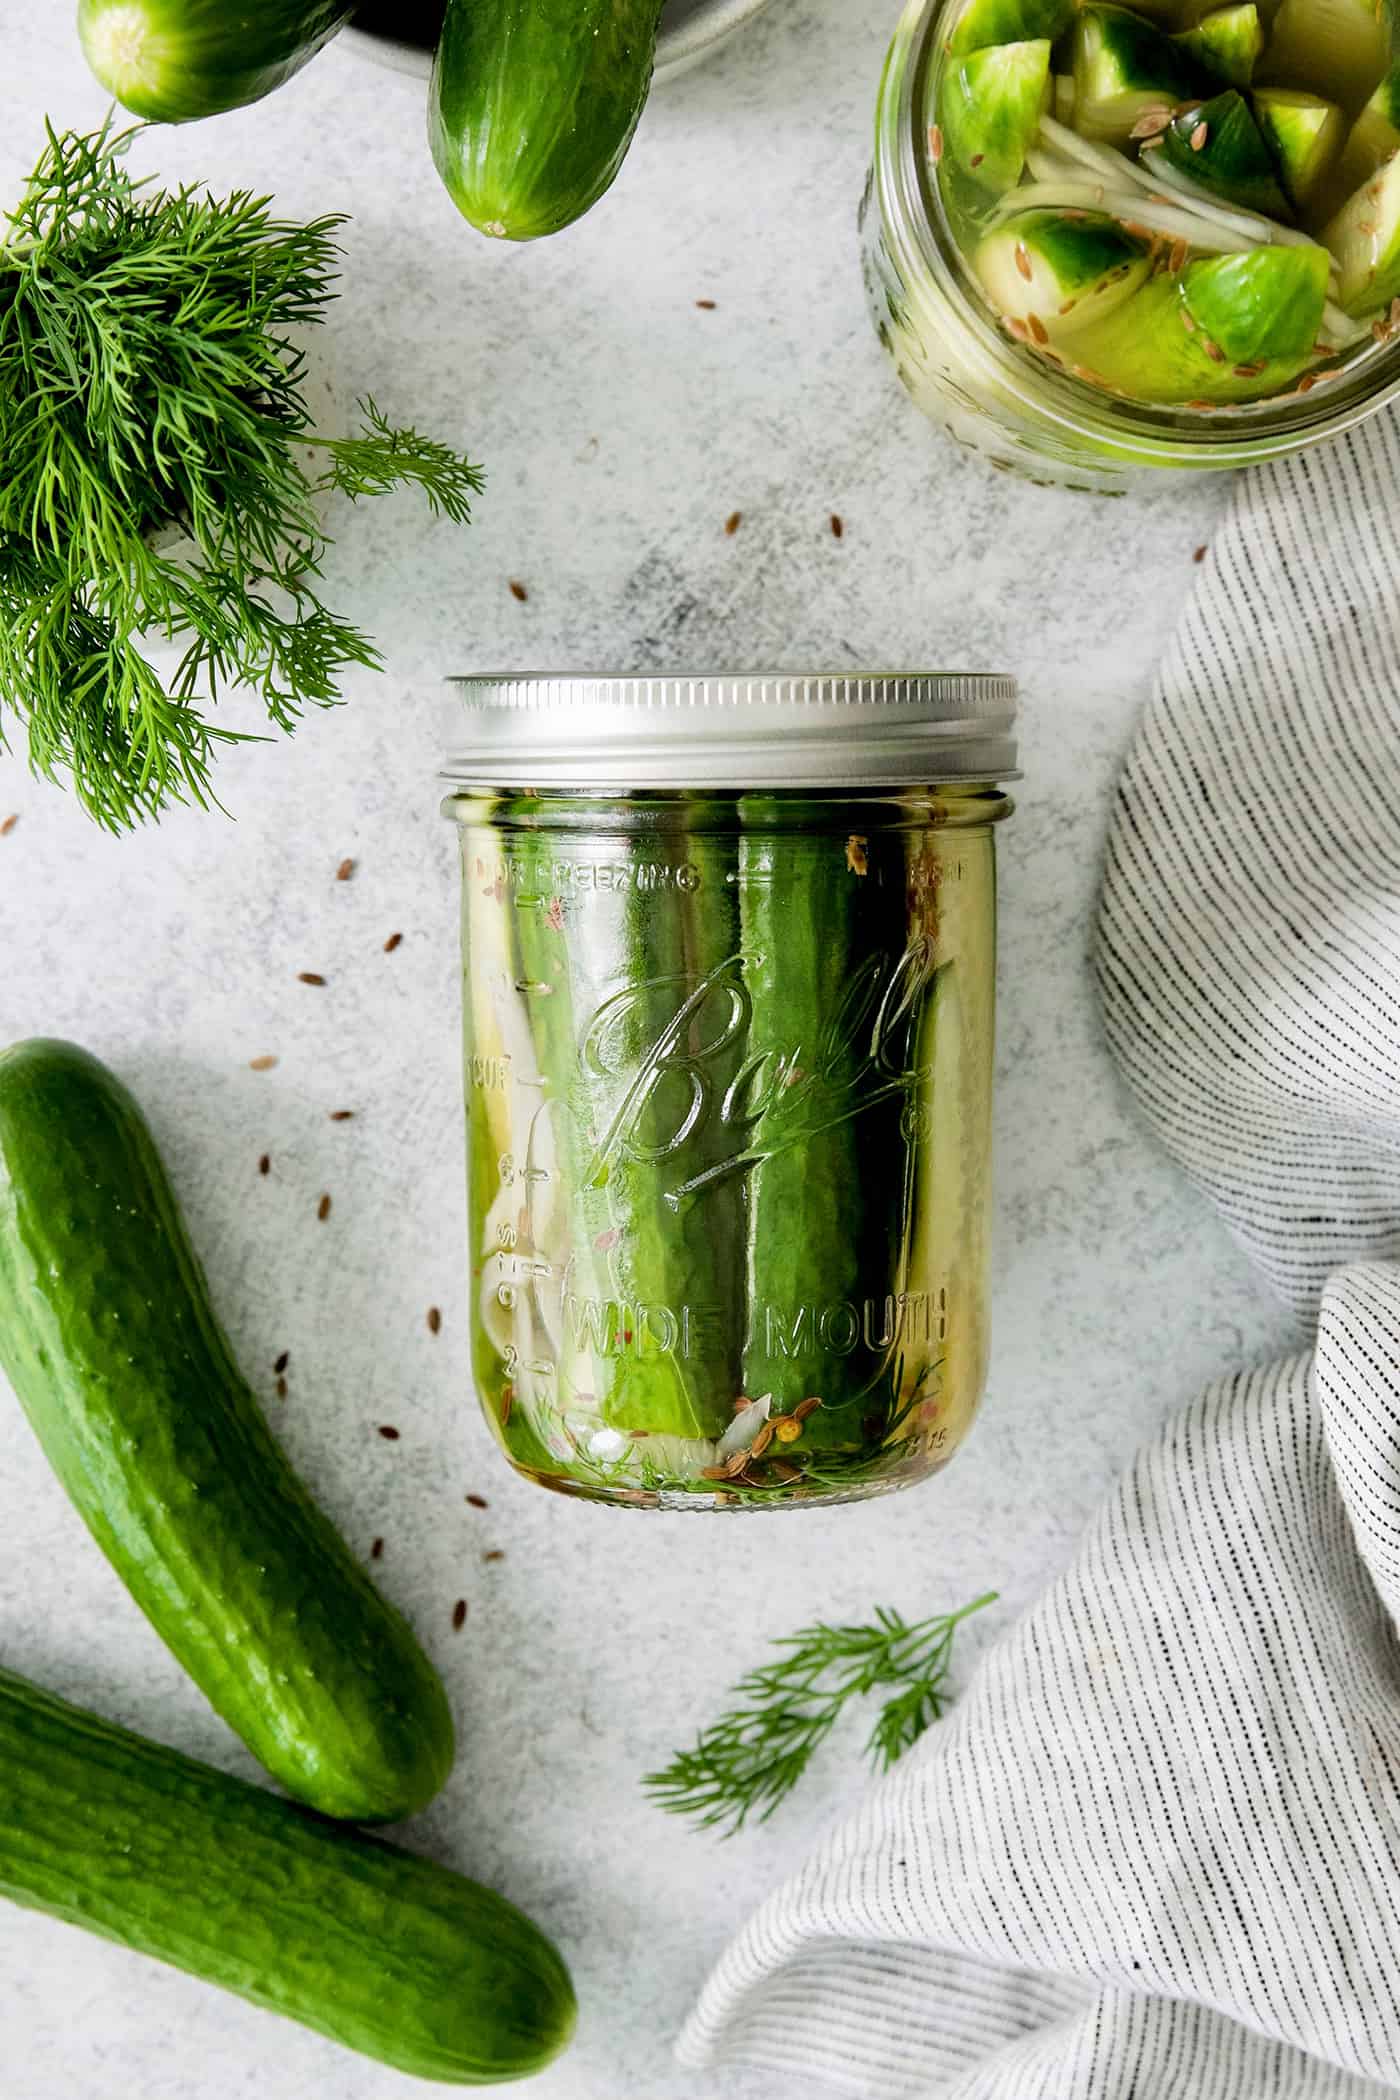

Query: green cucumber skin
[0,1669,575,2084]
[429,0,664,240]
[78,0,353,121]
[737,813,910,1422]
[0,1039,453,1824]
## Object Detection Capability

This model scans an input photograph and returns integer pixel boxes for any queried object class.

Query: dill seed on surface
[317,1193,332,1220]
[724,511,742,535]
[1014,241,1032,281]
[1193,546,1207,563]
[378,1425,400,1441]
[427,1307,442,1334]
[274,1351,289,1374]
[452,1599,468,1630]
[0,815,16,837]
[695,297,717,309]
[509,579,529,602]
[371,1537,384,1560]
[483,1549,505,1563]
[249,1055,278,1071]
[929,124,943,162]
[335,858,355,881]
[466,1493,489,1510]
[275,1376,287,1400]
[330,1109,354,1121]
[830,513,844,538]
[258,1154,270,1175]
[298,972,326,986]
[384,932,403,953]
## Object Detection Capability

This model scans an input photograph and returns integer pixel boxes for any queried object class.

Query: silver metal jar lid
[442,673,1018,790]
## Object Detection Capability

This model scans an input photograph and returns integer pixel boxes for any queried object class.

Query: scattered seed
[1168,238,1188,275]
[970,153,985,168]
[509,579,529,602]
[772,1416,803,1444]
[1202,338,1225,363]
[500,1386,513,1425]
[701,1464,732,1481]
[725,1450,752,1477]
[629,1429,649,1441]
[1186,397,1217,410]
[452,1599,467,1631]
[0,815,16,837]
[274,1351,289,1374]
[830,513,844,539]
[378,1425,400,1441]
[1374,318,1390,343]
[276,1376,287,1400]
[1193,545,1207,563]
[1295,373,1319,393]
[1005,317,1031,342]
[330,1108,355,1122]
[1233,360,1265,377]
[249,1055,278,1071]
[1027,312,1049,345]
[696,297,717,309]
[258,1153,271,1175]
[749,1423,775,1459]
[732,1395,752,1413]
[317,1193,332,1221]
[384,932,403,952]
[466,1492,489,1509]
[929,123,944,162]
[1058,298,1077,316]
[298,971,327,986]
[483,1549,506,1562]
[1014,240,1032,281]
[724,510,742,535]
[335,858,355,881]
[846,835,869,876]
[1190,121,1208,151]
[427,1306,442,1335]
[794,1395,824,1421]
[370,1537,384,1560]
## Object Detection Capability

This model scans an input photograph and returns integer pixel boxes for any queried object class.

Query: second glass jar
[445,675,1017,1511]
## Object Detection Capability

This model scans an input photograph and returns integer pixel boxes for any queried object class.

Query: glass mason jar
[443,674,1017,1511]
[862,0,1400,493]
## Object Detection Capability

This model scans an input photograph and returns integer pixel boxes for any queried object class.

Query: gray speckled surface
[0,5,1293,2096]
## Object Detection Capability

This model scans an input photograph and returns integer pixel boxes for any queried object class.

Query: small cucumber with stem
[0,1666,575,2083]
[0,1038,453,1824]
[78,0,353,121]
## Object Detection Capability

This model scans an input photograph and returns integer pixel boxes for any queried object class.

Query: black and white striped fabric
[677,416,1400,2098]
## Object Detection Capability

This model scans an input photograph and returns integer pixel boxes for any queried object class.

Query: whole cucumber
[0,1038,454,1824]
[0,1668,575,2083]
[78,0,353,122]
[429,0,665,240]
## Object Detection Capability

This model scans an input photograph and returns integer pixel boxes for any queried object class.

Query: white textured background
[0,4,1296,2096]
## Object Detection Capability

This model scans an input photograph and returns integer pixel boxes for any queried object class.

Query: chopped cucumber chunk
[1065,271,1316,395]
[1072,4,1201,143]
[1324,147,1400,308]
[949,0,1073,55]
[1322,65,1400,211]
[940,39,1052,191]
[1181,242,1331,354]
[1160,89,1294,215]
[974,208,1154,336]
[1173,2,1265,84]
[1253,86,1346,205]
[1259,0,1389,114]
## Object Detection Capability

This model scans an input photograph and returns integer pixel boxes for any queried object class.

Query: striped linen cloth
[676,415,1400,2098]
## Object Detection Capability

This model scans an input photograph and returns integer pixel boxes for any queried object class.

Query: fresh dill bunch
[0,118,483,830]
[645,1594,997,1837]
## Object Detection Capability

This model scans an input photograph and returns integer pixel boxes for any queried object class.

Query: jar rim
[440,672,1019,788]
[879,0,1400,467]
